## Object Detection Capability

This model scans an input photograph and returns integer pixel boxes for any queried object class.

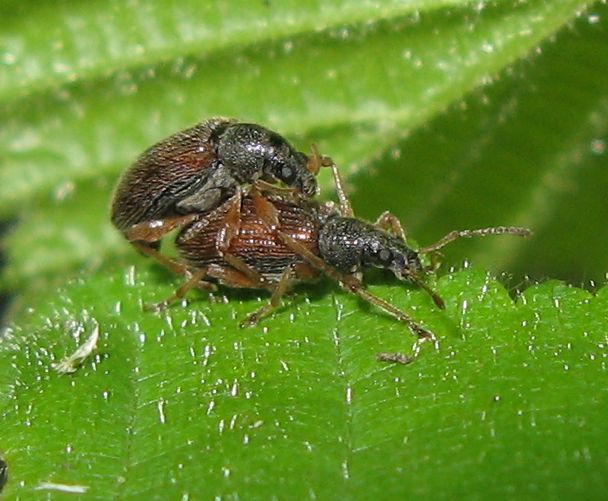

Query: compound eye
[280,165,296,184]
[379,249,393,263]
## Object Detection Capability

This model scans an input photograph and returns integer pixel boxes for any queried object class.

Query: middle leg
[374,211,408,242]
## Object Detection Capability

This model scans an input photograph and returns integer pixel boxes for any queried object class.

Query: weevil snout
[298,169,319,198]
[364,232,423,280]
[387,247,445,310]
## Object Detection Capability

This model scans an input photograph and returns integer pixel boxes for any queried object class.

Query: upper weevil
[110,118,328,262]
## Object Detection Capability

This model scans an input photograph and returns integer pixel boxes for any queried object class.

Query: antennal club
[412,276,445,310]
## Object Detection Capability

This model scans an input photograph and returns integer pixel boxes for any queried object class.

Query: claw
[143,301,168,313]
[239,315,259,328]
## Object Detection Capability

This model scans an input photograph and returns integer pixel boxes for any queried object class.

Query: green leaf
[1,2,607,497]
[2,0,604,289]
[1,266,607,498]
[0,0,483,103]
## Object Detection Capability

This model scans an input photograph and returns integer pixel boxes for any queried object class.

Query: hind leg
[124,214,201,274]
[239,265,295,327]
[145,267,214,312]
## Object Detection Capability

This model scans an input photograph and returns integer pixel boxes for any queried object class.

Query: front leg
[250,186,280,229]
[322,154,354,218]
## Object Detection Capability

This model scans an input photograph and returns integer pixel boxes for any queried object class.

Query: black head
[216,123,318,197]
[361,226,424,281]
[318,216,446,308]
[318,217,423,279]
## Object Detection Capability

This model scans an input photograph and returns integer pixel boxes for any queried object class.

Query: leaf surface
[1,266,607,498]
[1,2,607,498]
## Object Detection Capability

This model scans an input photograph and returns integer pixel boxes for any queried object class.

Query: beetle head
[319,217,444,309]
[362,230,423,280]
[216,123,318,197]
[266,144,318,197]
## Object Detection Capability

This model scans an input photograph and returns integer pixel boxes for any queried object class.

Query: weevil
[150,163,531,363]
[111,118,328,268]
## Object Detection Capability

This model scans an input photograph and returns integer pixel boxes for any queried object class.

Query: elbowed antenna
[419,226,532,254]
[403,226,532,309]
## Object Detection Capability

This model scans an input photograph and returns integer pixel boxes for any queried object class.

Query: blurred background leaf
[1,0,607,498]
[1,0,606,290]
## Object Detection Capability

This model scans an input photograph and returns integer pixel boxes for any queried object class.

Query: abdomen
[110,121,222,231]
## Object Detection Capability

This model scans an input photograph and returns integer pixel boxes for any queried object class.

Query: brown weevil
[111,118,328,268]
[150,162,531,363]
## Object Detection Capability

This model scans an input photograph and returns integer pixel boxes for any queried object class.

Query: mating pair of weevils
[111,118,530,363]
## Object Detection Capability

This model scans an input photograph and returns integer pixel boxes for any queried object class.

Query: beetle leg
[124,214,201,273]
[315,154,354,218]
[252,179,297,196]
[131,241,190,275]
[215,190,243,253]
[292,262,320,282]
[221,253,273,292]
[123,213,213,276]
[419,226,532,254]
[377,335,428,365]
[125,214,200,244]
[374,211,408,243]
[206,189,278,291]
[205,263,270,291]
[240,264,295,327]
[277,231,437,349]
[145,267,213,312]
[309,144,352,215]
[276,231,433,336]
[250,186,280,229]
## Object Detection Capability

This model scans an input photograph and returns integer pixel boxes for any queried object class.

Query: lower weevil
[149,162,531,363]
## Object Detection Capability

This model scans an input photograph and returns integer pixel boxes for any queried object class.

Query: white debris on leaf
[52,321,99,375]
[35,482,89,494]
